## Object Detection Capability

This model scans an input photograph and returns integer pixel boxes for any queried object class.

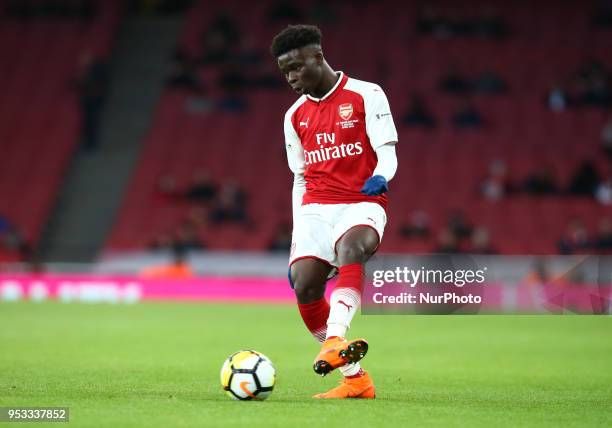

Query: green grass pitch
[1,302,611,427]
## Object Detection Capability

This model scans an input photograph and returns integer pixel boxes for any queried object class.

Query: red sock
[297,298,330,343]
[336,264,364,292]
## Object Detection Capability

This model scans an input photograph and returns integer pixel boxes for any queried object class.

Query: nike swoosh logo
[240,381,257,398]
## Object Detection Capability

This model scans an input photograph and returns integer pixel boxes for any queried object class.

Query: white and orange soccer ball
[220,350,276,400]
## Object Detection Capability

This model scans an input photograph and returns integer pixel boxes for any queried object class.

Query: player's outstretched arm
[360,143,397,196]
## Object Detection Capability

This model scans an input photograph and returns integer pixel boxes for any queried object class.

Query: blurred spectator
[546,85,568,112]
[186,205,208,229]
[174,222,205,252]
[0,220,31,260]
[567,160,600,195]
[470,227,497,254]
[523,166,559,195]
[210,180,248,223]
[218,65,249,112]
[400,210,431,239]
[434,227,461,253]
[140,246,194,279]
[558,219,589,254]
[440,68,471,94]
[417,6,453,38]
[594,217,612,251]
[575,59,612,108]
[77,51,109,151]
[185,90,215,114]
[0,215,11,234]
[148,222,205,253]
[403,94,436,128]
[576,59,606,85]
[473,71,507,94]
[582,75,612,108]
[149,232,175,251]
[550,60,612,111]
[221,35,283,89]
[268,0,303,22]
[166,50,201,92]
[595,174,612,205]
[452,99,483,129]
[217,93,248,113]
[524,258,551,285]
[480,159,510,201]
[201,14,240,66]
[186,169,217,202]
[447,211,473,240]
[268,223,292,252]
[602,115,612,159]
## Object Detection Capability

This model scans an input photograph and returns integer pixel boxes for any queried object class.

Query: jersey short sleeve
[284,109,305,175]
[363,86,398,150]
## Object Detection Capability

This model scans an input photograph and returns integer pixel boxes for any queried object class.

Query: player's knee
[337,241,371,264]
[293,274,325,303]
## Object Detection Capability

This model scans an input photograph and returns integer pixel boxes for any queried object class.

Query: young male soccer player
[271,25,398,399]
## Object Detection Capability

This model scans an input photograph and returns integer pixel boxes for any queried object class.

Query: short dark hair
[270,24,322,58]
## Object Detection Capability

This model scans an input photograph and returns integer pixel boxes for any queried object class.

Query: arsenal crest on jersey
[338,103,353,120]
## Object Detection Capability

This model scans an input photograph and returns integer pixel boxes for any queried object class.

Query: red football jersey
[284,72,398,209]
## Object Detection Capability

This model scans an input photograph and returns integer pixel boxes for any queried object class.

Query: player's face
[277,48,322,96]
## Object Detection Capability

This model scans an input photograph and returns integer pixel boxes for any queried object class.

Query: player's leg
[312,228,381,376]
[328,225,379,340]
[310,226,377,376]
[290,258,332,342]
[313,226,379,399]
[313,203,385,398]
[289,203,336,342]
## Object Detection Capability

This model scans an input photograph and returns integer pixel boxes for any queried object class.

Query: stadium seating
[107,0,612,254]
[0,0,121,261]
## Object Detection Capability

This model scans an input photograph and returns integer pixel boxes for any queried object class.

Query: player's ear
[315,51,324,65]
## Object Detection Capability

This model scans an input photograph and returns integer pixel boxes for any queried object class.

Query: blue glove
[360,175,388,196]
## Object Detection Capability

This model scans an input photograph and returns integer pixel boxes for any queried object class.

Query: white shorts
[289,202,387,270]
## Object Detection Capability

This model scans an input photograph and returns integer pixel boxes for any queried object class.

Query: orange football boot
[312,336,369,376]
[313,371,376,399]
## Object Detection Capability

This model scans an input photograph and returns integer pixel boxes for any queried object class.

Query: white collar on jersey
[306,71,344,102]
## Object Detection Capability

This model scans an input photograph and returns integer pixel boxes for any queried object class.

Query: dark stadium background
[0,0,609,303]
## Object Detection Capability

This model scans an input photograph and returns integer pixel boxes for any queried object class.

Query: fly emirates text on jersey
[305,132,364,166]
